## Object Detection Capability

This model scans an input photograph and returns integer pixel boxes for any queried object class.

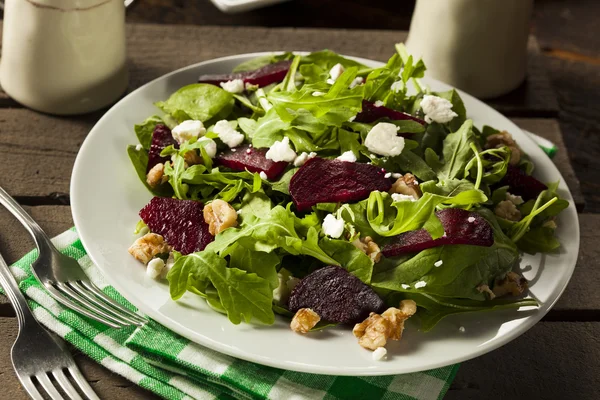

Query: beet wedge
[500,165,548,201]
[139,197,213,255]
[382,208,494,257]
[355,100,426,126]
[288,265,386,324]
[289,157,392,211]
[198,60,292,88]
[147,124,178,173]
[214,144,288,179]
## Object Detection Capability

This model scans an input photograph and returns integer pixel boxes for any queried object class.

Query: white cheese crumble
[372,347,387,361]
[348,115,356,122]
[467,216,476,223]
[322,214,345,238]
[219,79,245,94]
[336,151,357,163]
[391,193,417,202]
[259,171,268,180]
[384,172,392,178]
[349,76,364,89]
[401,284,410,290]
[266,136,297,162]
[434,260,443,267]
[374,100,384,107]
[420,95,458,124]
[293,151,317,167]
[364,122,405,157]
[414,280,427,289]
[197,138,217,158]
[246,148,252,154]
[171,120,206,144]
[146,258,165,280]
[506,192,524,205]
[392,173,402,179]
[390,80,403,93]
[459,326,466,333]
[160,253,175,279]
[236,209,242,215]
[213,120,245,148]
[328,63,345,83]
[312,91,326,97]
[135,144,143,151]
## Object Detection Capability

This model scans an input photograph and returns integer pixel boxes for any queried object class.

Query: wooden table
[0,23,599,400]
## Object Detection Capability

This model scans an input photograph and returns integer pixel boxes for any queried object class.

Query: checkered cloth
[1,229,458,400]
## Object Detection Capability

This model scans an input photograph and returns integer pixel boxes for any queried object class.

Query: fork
[0,186,146,328]
[0,250,100,400]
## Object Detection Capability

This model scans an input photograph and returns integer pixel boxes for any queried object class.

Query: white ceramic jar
[406,0,533,99]
[0,0,128,115]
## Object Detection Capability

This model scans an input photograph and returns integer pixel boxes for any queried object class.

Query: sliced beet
[289,157,391,211]
[288,265,386,324]
[500,165,548,201]
[147,124,178,173]
[214,144,288,179]
[382,208,493,257]
[355,100,426,126]
[139,197,213,255]
[198,60,292,88]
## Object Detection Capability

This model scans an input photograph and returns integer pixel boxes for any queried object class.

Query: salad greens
[128,44,568,333]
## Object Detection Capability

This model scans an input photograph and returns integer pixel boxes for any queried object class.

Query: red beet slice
[139,197,213,255]
[147,124,178,173]
[214,144,288,179]
[289,157,392,211]
[500,165,548,201]
[355,100,426,126]
[198,60,292,88]
[288,265,386,324]
[382,208,493,257]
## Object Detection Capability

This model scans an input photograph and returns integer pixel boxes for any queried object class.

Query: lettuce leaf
[156,83,234,123]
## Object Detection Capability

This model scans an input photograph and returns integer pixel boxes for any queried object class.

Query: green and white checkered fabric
[1,228,459,400]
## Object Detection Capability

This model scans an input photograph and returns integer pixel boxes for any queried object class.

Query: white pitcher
[406,0,534,99]
[0,0,128,115]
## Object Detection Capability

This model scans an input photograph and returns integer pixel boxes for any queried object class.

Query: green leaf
[364,53,403,103]
[134,115,163,149]
[156,83,234,123]
[166,251,221,300]
[371,150,437,182]
[163,154,189,199]
[228,244,280,290]
[319,238,374,283]
[300,50,367,71]
[232,52,295,73]
[268,168,297,196]
[434,90,467,132]
[126,145,172,197]
[421,179,476,197]
[434,119,476,180]
[238,191,273,219]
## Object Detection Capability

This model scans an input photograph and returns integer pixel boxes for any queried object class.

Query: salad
[126,44,568,357]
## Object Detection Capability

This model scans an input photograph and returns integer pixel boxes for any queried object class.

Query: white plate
[71,52,579,376]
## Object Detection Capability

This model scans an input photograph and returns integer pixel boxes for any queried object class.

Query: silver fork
[0,251,100,400]
[0,186,146,328]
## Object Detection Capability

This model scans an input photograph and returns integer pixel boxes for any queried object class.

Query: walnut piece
[203,199,238,235]
[485,131,521,165]
[128,233,171,264]
[390,173,422,199]
[184,149,203,166]
[352,236,382,263]
[290,308,321,333]
[146,163,168,188]
[493,272,528,297]
[494,200,521,221]
[352,299,417,350]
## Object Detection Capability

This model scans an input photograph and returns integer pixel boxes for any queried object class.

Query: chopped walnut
[352,236,382,263]
[493,272,528,297]
[494,200,521,221]
[146,163,168,188]
[290,308,321,333]
[352,300,417,351]
[128,233,171,264]
[183,149,203,166]
[485,131,521,165]
[203,199,238,235]
[390,173,422,199]
[477,284,496,300]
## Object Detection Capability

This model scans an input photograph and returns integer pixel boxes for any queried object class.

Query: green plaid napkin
[2,229,458,400]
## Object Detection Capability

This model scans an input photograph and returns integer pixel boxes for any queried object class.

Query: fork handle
[0,186,56,255]
[0,252,38,329]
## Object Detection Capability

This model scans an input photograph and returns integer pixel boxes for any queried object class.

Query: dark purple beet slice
[288,265,386,324]
[214,144,288,179]
[139,197,213,255]
[198,60,292,88]
[500,165,548,201]
[354,100,426,126]
[382,208,493,257]
[147,124,178,173]
[289,157,392,211]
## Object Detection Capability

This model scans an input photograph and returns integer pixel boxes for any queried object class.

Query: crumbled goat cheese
[414,280,427,289]
[160,253,175,279]
[146,258,166,280]
[246,148,252,154]
[420,95,458,124]
[135,144,143,151]
[434,260,443,267]
[364,122,405,157]
[390,80,403,93]
[459,326,466,333]
[392,173,402,179]
[391,193,417,202]
[312,91,326,97]
[349,76,364,89]
[198,138,217,158]
[213,120,244,148]
[401,284,410,290]
[336,151,357,163]
[467,216,476,223]
[322,214,345,238]
[259,171,268,180]
[171,120,206,143]
[372,347,387,361]
[328,63,345,82]
[506,192,524,205]
[266,136,297,162]
[294,151,317,167]
[374,100,384,107]
[348,115,356,122]
[384,172,392,178]
[219,79,245,94]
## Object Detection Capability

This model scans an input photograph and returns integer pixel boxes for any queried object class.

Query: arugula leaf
[319,238,373,283]
[421,179,476,197]
[163,154,189,199]
[432,119,476,180]
[232,52,294,72]
[156,84,234,123]
[228,244,280,290]
[167,251,220,299]
[238,191,273,219]
[134,115,163,149]
[371,150,437,182]
[126,145,172,197]
[364,53,403,103]
[268,168,297,196]
[300,50,367,71]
